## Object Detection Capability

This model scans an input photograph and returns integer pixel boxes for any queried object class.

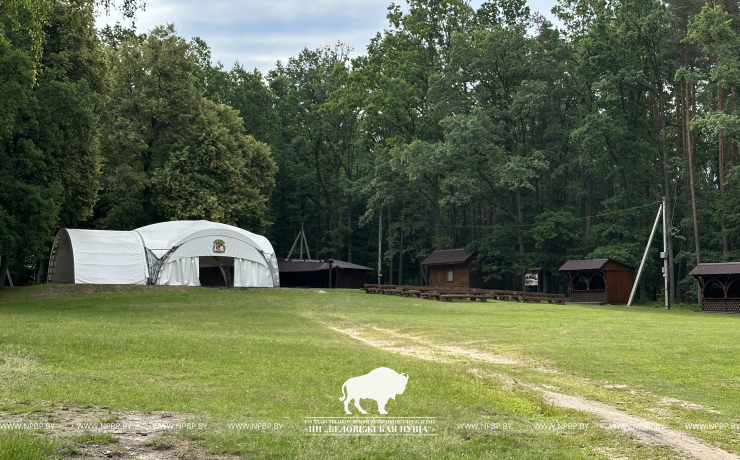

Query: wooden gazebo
[689,263,740,313]
[559,259,634,304]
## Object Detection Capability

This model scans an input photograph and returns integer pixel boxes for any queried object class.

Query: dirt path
[539,390,738,460]
[322,323,524,365]
[0,407,232,460]
[323,321,739,460]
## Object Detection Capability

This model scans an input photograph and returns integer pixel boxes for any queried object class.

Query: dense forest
[3,0,740,302]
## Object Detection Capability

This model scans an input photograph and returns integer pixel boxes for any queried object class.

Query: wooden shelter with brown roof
[689,263,740,313]
[559,259,634,304]
[278,259,372,289]
[421,249,505,289]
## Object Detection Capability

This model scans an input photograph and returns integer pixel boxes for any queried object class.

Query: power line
[380,201,662,229]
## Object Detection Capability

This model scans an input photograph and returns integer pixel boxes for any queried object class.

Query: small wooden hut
[421,249,505,289]
[689,263,740,313]
[559,259,634,304]
[278,259,372,289]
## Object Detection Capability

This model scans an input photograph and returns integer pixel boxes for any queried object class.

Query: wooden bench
[521,295,566,304]
[438,293,566,304]
[440,294,480,302]
[364,284,567,304]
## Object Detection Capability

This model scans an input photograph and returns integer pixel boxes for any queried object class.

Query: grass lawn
[0,285,737,459]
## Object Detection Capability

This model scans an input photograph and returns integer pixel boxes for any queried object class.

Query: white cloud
[96,0,560,74]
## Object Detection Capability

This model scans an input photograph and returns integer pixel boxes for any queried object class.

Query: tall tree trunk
[388,206,393,284]
[399,199,404,285]
[449,200,457,248]
[14,248,21,287]
[733,87,738,167]
[482,205,488,235]
[685,80,701,266]
[0,256,8,289]
[586,177,592,237]
[431,174,441,242]
[347,195,352,263]
[516,187,525,289]
[718,84,729,256]
[36,258,46,285]
[676,257,683,303]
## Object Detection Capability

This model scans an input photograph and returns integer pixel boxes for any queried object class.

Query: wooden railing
[702,298,740,313]
[569,289,606,304]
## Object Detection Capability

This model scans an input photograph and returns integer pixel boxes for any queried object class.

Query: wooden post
[328,260,333,289]
[301,227,311,260]
[287,225,312,260]
[287,227,301,259]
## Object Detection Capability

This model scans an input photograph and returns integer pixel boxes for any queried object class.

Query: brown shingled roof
[421,249,476,265]
[331,260,373,270]
[559,258,634,271]
[278,260,329,273]
[689,263,740,276]
[278,259,372,273]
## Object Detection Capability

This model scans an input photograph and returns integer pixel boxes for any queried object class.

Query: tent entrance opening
[199,256,234,287]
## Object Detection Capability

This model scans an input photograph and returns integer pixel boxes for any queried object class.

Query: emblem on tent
[213,239,226,254]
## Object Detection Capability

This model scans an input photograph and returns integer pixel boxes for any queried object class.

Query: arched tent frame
[143,228,272,287]
[47,221,280,287]
[47,229,148,285]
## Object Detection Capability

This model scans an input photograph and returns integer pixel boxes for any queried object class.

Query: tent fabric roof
[689,263,740,276]
[135,221,274,256]
[559,258,634,271]
[50,221,278,286]
[137,221,276,287]
[64,229,147,284]
[421,249,476,265]
[278,259,372,273]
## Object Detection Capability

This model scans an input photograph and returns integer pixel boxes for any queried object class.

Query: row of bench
[364,285,566,304]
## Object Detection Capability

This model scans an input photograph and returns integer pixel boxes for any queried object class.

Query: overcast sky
[96,0,560,75]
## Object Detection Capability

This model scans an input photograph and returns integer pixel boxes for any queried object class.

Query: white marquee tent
[47,221,279,287]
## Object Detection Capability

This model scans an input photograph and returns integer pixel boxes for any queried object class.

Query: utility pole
[628,202,663,307]
[377,209,383,285]
[663,197,670,309]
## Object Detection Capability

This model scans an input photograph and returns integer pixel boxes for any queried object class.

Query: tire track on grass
[540,391,738,460]
[321,322,524,366]
[322,321,739,460]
